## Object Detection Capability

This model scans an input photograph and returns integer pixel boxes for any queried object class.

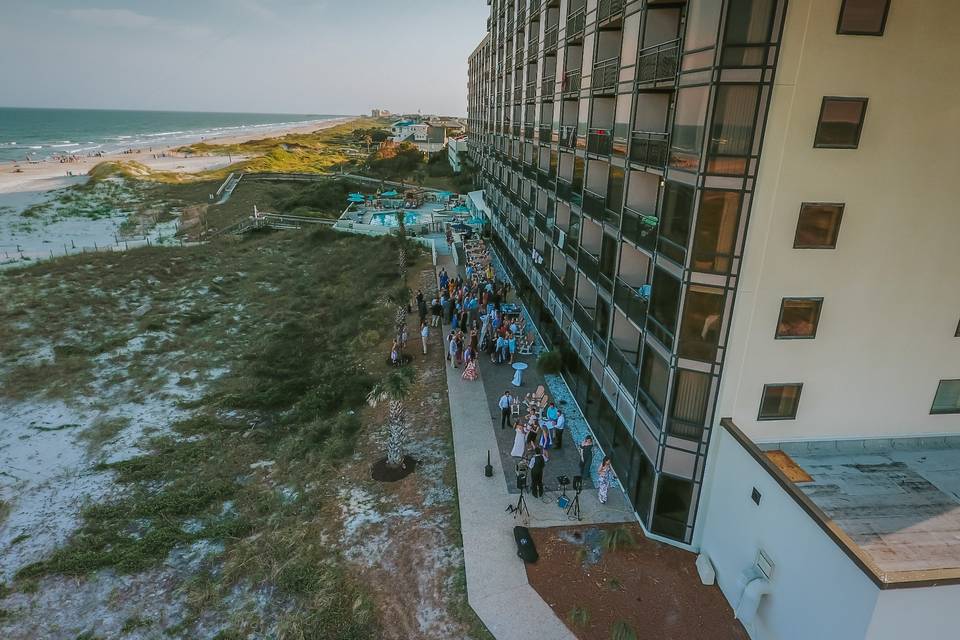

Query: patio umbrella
[381,190,399,197]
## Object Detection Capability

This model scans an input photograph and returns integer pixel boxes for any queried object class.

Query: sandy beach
[0,116,354,196]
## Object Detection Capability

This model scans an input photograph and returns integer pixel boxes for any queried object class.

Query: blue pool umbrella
[381,190,399,197]
[347,193,365,202]
[437,191,453,200]
[467,217,485,225]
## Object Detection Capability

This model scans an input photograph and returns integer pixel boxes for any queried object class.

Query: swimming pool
[368,211,423,227]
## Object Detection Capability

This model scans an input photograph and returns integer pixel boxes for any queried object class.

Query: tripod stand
[508,490,529,519]
[566,482,583,521]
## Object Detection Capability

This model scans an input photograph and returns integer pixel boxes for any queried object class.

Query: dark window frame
[836,0,891,36]
[794,202,845,249]
[931,379,960,415]
[955,318,960,337]
[814,97,869,149]
[775,297,824,340]
[758,383,803,421]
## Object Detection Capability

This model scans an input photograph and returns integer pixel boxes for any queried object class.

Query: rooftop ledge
[721,418,960,589]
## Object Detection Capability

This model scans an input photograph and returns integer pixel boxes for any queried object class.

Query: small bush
[601,526,637,552]
[568,606,590,627]
[611,620,638,640]
[536,350,562,375]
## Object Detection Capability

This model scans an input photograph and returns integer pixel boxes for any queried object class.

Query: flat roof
[723,419,960,588]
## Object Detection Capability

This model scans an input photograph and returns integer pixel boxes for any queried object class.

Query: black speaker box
[513,525,539,563]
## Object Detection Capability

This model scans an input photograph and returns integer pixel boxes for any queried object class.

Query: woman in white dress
[510,420,527,458]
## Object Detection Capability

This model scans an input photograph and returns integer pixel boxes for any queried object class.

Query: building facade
[468,1,960,637]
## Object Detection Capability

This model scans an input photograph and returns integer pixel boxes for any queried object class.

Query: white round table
[511,362,529,387]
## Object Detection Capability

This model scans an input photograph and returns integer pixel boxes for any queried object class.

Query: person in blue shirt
[438,268,449,290]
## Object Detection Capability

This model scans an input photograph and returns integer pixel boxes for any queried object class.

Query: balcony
[667,417,705,442]
[525,80,536,97]
[517,8,526,26]
[582,189,606,220]
[629,131,669,168]
[587,128,612,156]
[566,8,586,41]
[538,169,555,189]
[541,75,556,98]
[597,0,625,23]
[539,125,553,142]
[592,57,619,94]
[614,278,649,328]
[511,123,521,137]
[544,25,559,51]
[579,251,599,282]
[574,301,594,331]
[622,207,659,254]
[561,69,581,96]
[524,124,535,138]
[637,39,680,84]
[559,125,577,148]
[528,39,539,61]
[535,212,549,234]
[607,343,639,397]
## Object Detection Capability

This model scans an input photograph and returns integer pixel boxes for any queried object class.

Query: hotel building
[467,1,960,637]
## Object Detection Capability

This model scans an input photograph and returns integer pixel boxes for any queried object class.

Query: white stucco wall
[718,0,960,441]
[865,584,960,640]
[699,429,880,640]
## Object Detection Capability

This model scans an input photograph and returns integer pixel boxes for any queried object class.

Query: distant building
[370,108,391,118]
[391,119,447,153]
[447,137,468,174]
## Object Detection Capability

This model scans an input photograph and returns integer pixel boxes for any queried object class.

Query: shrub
[601,526,637,552]
[536,350,563,375]
[568,606,590,627]
[611,620,638,640]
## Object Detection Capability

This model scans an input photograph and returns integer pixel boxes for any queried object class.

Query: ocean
[0,107,347,163]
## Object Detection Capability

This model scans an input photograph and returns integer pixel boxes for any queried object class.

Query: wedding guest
[578,435,594,479]
[597,456,615,505]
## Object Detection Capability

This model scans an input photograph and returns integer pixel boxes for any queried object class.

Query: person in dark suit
[529,447,545,498]
[578,435,594,479]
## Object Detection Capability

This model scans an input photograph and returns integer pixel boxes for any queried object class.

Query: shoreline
[0,116,357,196]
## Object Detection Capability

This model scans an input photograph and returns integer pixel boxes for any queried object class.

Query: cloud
[59,7,211,40]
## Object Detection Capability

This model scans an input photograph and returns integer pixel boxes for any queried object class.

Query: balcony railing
[525,80,536,97]
[538,169,555,189]
[622,207,659,254]
[517,8,526,26]
[574,301,594,330]
[566,8,586,40]
[541,75,556,97]
[629,131,669,167]
[559,125,577,148]
[511,124,521,137]
[637,39,680,84]
[592,57,619,93]
[597,0,625,22]
[579,250,599,282]
[614,278,649,328]
[528,39,539,60]
[668,417,705,441]
[524,125,535,139]
[587,128,613,156]
[561,69,581,95]
[538,125,553,142]
[582,189,606,219]
[544,24,559,51]
[608,343,639,397]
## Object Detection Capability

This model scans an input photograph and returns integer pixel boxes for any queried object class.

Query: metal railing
[597,0,625,22]
[587,128,613,156]
[559,124,577,148]
[538,125,553,142]
[574,301,594,330]
[608,343,639,396]
[622,207,659,254]
[614,277,648,328]
[541,75,556,97]
[668,417,705,441]
[582,189,606,219]
[561,69,581,95]
[629,131,669,167]
[592,57,619,92]
[637,38,680,84]
[544,24,559,50]
[566,8,586,39]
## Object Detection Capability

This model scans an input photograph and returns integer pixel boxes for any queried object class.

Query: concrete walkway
[440,254,632,640]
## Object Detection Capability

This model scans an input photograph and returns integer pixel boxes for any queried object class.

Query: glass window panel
[684,0,722,51]
[707,85,760,174]
[776,298,823,339]
[837,0,891,35]
[692,190,740,272]
[669,86,710,171]
[794,203,844,248]
[669,369,711,440]
[722,0,775,66]
[932,380,960,415]
[759,383,802,420]
[650,267,682,337]
[678,285,725,360]
[814,97,868,149]
[652,476,693,541]
[630,445,655,523]
[658,181,696,264]
[639,343,669,412]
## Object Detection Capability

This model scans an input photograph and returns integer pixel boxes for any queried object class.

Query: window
[669,86,710,170]
[692,190,740,272]
[931,380,960,415]
[707,85,760,174]
[652,476,694,541]
[649,268,682,338]
[638,343,669,417]
[668,369,711,440]
[722,0,777,66]
[658,181,696,264]
[837,0,891,36]
[678,285,725,360]
[814,97,868,149]
[776,298,823,339]
[794,203,844,248]
[759,383,803,420]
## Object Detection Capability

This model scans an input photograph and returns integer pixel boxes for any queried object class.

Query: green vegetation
[1,228,410,637]
[536,350,563,375]
[568,606,591,627]
[601,525,637,552]
[611,620,638,640]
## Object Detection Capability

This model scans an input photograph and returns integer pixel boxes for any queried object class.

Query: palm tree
[367,367,414,467]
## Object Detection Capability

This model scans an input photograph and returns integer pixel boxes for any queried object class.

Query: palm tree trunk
[386,399,406,466]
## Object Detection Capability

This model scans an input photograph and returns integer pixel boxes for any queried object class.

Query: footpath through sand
[439,253,632,640]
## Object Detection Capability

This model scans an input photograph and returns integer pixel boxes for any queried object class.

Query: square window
[837,0,891,36]
[814,97,868,149]
[931,380,960,415]
[776,298,823,339]
[795,203,844,248]
[758,383,803,420]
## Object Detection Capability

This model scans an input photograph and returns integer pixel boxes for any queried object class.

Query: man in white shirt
[498,391,512,429]
[420,322,429,355]
[554,410,566,449]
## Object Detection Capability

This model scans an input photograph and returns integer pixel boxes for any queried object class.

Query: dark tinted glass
[658,181,696,263]
[837,0,890,35]
[795,203,844,248]
[692,190,740,272]
[932,380,960,415]
[678,286,725,360]
[776,298,823,339]
[759,384,802,420]
[652,476,694,541]
[649,268,682,336]
[708,85,760,174]
[814,98,868,148]
[669,369,711,440]
[639,343,669,412]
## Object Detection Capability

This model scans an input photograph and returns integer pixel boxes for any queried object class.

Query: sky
[0,0,489,116]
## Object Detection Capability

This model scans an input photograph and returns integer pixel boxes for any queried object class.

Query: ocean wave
[144,131,186,137]
[51,143,80,148]
[28,145,43,149]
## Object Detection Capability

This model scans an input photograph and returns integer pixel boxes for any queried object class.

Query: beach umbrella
[381,190,399,197]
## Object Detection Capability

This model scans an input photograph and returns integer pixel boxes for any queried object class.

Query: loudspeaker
[513,525,539,563]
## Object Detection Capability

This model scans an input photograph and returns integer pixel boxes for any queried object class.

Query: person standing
[510,420,527,458]
[420,322,429,355]
[597,456,615,504]
[498,390,512,429]
[448,332,459,369]
[554,410,566,449]
[431,298,442,327]
[578,435,594,480]
[529,447,545,498]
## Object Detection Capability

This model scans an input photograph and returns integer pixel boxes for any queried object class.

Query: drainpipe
[734,576,771,625]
